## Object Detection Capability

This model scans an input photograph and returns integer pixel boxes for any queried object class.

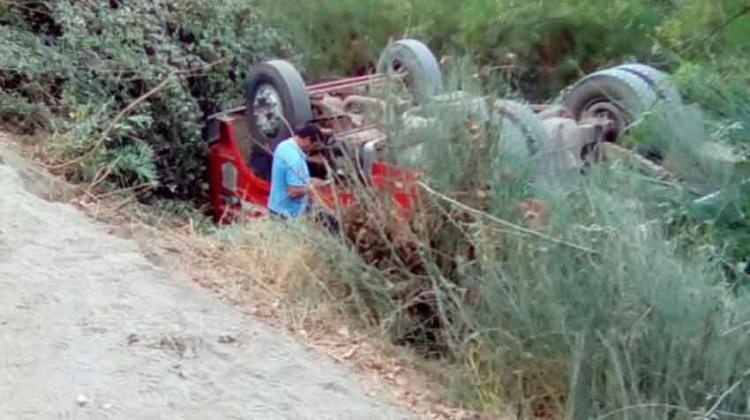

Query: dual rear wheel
[505,63,683,160]
[489,63,683,192]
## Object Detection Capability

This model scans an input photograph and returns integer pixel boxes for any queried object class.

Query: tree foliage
[0,0,292,198]
[263,0,749,99]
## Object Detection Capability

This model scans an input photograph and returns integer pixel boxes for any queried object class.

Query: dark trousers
[268,209,289,221]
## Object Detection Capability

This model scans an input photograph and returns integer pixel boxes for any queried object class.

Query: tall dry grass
[231,62,750,419]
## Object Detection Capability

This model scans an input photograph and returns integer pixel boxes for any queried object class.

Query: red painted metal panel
[207,117,420,224]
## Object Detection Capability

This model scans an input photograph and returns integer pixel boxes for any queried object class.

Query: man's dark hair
[295,122,323,143]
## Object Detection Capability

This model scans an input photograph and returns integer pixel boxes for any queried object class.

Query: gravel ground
[0,143,410,420]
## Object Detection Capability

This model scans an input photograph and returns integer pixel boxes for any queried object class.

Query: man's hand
[309,177,330,187]
[287,184,307,199]
[307,178,331,195]
[287,178,330,199]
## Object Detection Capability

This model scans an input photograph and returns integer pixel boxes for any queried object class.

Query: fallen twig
[45,76,175,170]
[703,368,750,420]
[46,57,229,171]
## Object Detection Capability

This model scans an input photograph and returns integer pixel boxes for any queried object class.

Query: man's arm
[285,153,311,199]
[287,184,307,199]
[287,178,328,198]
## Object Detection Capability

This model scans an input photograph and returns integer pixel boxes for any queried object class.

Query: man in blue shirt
[267,122,325,218]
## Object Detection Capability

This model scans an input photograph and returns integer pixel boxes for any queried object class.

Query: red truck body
[207,109,421,224]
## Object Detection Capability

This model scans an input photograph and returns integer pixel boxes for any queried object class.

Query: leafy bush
[0,0,293,198]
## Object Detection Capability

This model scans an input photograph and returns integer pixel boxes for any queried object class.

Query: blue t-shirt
[268,138,310,217]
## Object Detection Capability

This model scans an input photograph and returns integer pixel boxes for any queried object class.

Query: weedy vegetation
[2,0,750,418]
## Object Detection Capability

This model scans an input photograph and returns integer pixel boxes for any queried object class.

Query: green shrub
[0,0,292,198]
[3,1,750,417]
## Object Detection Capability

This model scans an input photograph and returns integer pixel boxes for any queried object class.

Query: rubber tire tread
[377,39,443,103]
[244,60,312,180]
[494,100,549,156]
[245,60,313,149]
[615,63,682,104]
[562,67,658,125]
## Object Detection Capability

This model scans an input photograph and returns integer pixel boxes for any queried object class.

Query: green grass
[274,59,750,417]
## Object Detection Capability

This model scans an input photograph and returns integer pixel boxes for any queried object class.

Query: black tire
[615,63,682,104]
[562,68,658,143]
[377,39,443,103]
[493,100,591,194]
[489,100,551,191]
[245,60,312,145]
[494,100,549,157]
[245,60,312,180]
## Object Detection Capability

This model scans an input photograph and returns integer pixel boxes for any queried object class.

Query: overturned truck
[206,39,702,223]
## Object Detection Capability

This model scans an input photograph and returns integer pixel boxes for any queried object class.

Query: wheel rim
[386,58,416,102]
[582,101,626,143]
[252,83,284,140]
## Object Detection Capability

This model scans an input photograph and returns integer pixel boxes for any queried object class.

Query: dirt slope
[0,144,409,419]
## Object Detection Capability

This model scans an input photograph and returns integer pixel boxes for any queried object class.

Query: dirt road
[0,145,409,419]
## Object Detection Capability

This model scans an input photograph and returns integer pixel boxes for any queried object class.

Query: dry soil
[0,143,410,420]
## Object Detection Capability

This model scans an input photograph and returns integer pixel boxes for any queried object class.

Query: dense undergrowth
[261,0,750,100]
[270,64,750,417]
[3,0,750,418]
[0,0,292,199]
[253,1,750,414]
